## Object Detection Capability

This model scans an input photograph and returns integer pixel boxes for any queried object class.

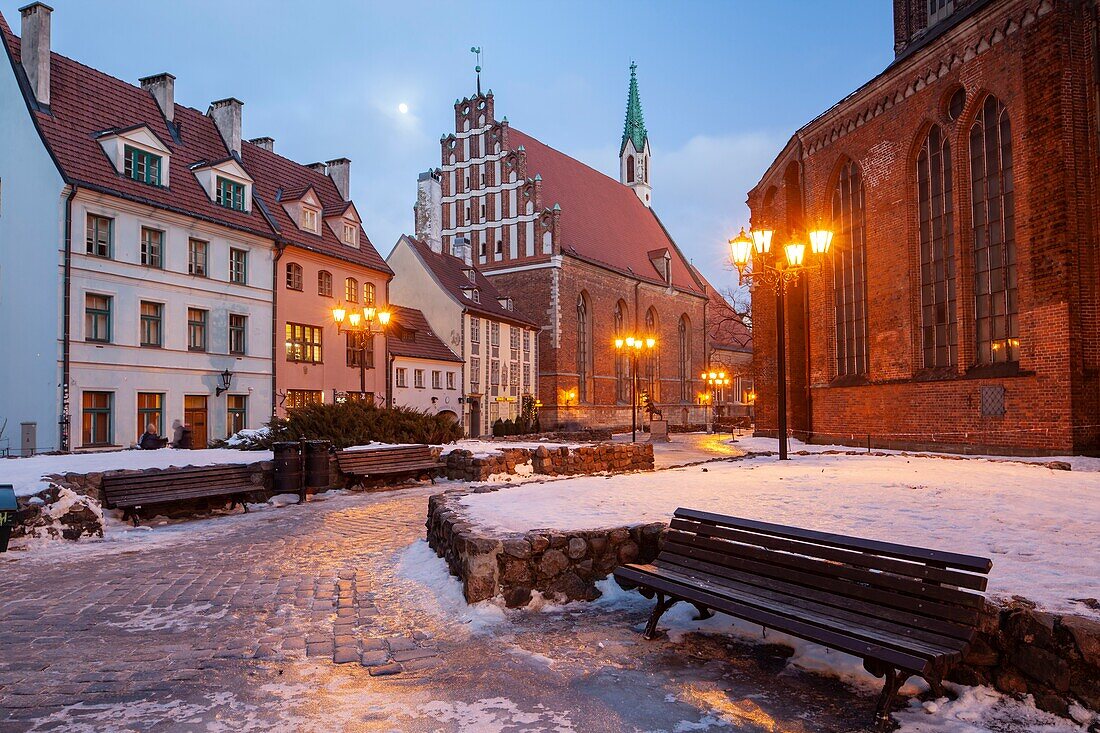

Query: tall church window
[678,315,691,402]
[645,307,660,401]
[970,95,1017,364]
[626,155,635,183]
[577,293,593,403]
[614,300,628,402]
[832,160,869,377]
[917,124,957,368]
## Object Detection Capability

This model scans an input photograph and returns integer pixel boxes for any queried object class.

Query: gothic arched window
[627,155,635,183]
[645,307,660,402]
[970,95,1017,364]
[577,292,593,403]
[614,300,628,402]
[917,124,957,368]
[678,315,691,402]
[832,160,869,376]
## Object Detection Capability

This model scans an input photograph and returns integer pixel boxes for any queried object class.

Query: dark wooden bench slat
[110,488,254,508]
[616,565,934,676]
[658,553,976,642]
[106,482,256,499]
[647,561,967,659]
[335,446,438,482]
[103,477,255,493]
[675,509,993,573]
[670,517,989,592]
[664,529,986,612]
[660,538,980,627]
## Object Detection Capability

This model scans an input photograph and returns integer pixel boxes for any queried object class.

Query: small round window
[946,87,966,122]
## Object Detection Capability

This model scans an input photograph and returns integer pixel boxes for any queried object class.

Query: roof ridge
[510,127,626,191]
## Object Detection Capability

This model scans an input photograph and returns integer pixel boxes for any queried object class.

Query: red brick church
[414,66,735,430]
[749,0,1098,454]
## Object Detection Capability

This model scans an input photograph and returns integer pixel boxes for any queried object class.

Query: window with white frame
[432,370,442,389]
[301,207,319,233]
[446,371,456,390]
[414,369,425,388]
[343,222,357,245]
[395,368,408,388]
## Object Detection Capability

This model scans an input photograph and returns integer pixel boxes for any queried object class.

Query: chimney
[451,236,472,266]
[326,158,351,201]
[307,162,327,174]
[248,136,274,152]
[19,3,52,107]
[139,72,175,122]
[415,170,443,252]
[207,98,243,156]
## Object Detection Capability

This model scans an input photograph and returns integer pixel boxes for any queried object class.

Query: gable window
[86,214,113,258]
[345,277,359,303]
[832,160,869,377]
[970,95,1018,364]
[229,314,247,355]
[139,301,162,347]
[343,222,357,245]
[188,239,208,277]
[140,227,163,268]
[229,248,248,285]
[286,322,323,363]
[472,290,480,304]
[187,308,208,352]
[301,207,319,233]
[917,124,957,368]
[82,391,113,447]
[286,262,303,291]
[318,270,333,297]
[216,176,246,211]
[124,145,161,186]
[85,293,111,343]
[364,282,376,306]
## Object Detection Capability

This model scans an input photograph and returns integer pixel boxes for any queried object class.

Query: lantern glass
[364,306,377,321]
[625,336,636,348]
[332,306,346,324]
[728,228,753,267]
[751,228,773,255]
[645,338,656,349]
[785,241,806,267]
[348,312,361,327]
[378,310,391,326]
[809,228,834,255]
[615,338,625,349]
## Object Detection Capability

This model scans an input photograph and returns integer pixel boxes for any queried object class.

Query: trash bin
[0,484,17,553]
[303,440,332,490]
[272,442,302,494]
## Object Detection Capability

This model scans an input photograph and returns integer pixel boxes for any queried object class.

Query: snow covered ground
[2,448,273,497]
[458,449,1100,618]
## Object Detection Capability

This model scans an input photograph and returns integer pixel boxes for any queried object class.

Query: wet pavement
[0,483,877,732]
[613,431,749,469]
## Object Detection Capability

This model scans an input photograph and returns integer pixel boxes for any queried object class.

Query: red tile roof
[694,267,752,353]
[403,236,538,328]
[507,128,705,296]
[0,12,268,238]
[241,141,391,274]
[387,305,463,363]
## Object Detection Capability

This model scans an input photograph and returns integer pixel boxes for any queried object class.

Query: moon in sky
[398,103,409,114]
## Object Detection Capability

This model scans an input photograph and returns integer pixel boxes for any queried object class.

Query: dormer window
[463,287,480,304]
[301,207,319,233]
[465,269,476,283]
[125,145,161,186]
[473,290,480,304]
[343,222,358,245]
[216,176,245,211]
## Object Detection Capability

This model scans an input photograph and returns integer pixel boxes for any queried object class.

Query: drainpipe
[60,185,76,452]
[271,241,285,417]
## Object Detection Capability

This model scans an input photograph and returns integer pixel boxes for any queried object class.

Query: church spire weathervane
[471,46,483,96]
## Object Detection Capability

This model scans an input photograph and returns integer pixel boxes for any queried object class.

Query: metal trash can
[272,442,302,494]
[0,484,17,553]
[303,440,332,490]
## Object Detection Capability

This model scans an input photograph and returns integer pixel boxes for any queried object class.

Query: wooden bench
[334,445,440,487]
[614,508,993,726]
[102,464,260,526]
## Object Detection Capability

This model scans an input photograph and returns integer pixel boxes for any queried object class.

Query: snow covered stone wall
[443,443,653,482]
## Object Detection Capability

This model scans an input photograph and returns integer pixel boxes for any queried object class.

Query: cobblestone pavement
[0,485,875,732]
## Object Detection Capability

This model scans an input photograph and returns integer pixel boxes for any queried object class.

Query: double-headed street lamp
[613,335,656,443]
[728,225,833,460]
[332,303,392,397]
[700,370,731,433]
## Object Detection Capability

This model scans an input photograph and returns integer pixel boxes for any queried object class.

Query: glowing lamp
[809,228,834,255]
[348,312,361,328]
[364,306,377,321]
[700,372,707,380]
[728,228,753,267]
[784,241,806,267]
[378,310,391,326]
[625,337,636,348]
[615,338,625,349]
[645,338,656,349]
[751,228,773,255]
[332,305,347,324]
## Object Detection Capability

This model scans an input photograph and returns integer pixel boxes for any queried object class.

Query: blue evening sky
[4,1,893,288]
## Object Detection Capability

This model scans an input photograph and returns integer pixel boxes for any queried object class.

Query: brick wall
[749,0,1099,455]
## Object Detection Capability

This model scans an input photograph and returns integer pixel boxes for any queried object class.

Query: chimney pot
[139,72,175,122]
[325,158,351,201]
[247,136,274,152]
[19,2,52,107]
[207,97,243,156]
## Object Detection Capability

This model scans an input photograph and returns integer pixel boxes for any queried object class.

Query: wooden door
[184,395,208,448]
[469,399,481,438]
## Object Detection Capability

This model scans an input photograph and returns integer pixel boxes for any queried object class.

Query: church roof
[620,62,648,155]
[508,128,704,296]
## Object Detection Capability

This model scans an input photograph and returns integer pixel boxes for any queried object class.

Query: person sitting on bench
[138,424,167,450]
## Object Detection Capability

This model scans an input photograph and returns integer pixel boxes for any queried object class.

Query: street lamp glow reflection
[751,228,773,255]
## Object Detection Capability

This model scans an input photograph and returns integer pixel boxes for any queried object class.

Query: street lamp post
[614,335,656,443]
[332,303,392,399]
[728,225,833,460]
[700,370,731,434]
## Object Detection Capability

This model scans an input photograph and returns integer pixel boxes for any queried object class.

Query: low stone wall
[443,443,654,482]
[425,489,1100,716]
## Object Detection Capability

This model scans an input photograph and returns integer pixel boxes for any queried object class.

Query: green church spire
[621,62,648,155]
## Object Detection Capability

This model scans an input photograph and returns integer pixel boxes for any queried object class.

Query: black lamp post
[614,335,656,443]
[215,368,233,396]
[728,225,833,460]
